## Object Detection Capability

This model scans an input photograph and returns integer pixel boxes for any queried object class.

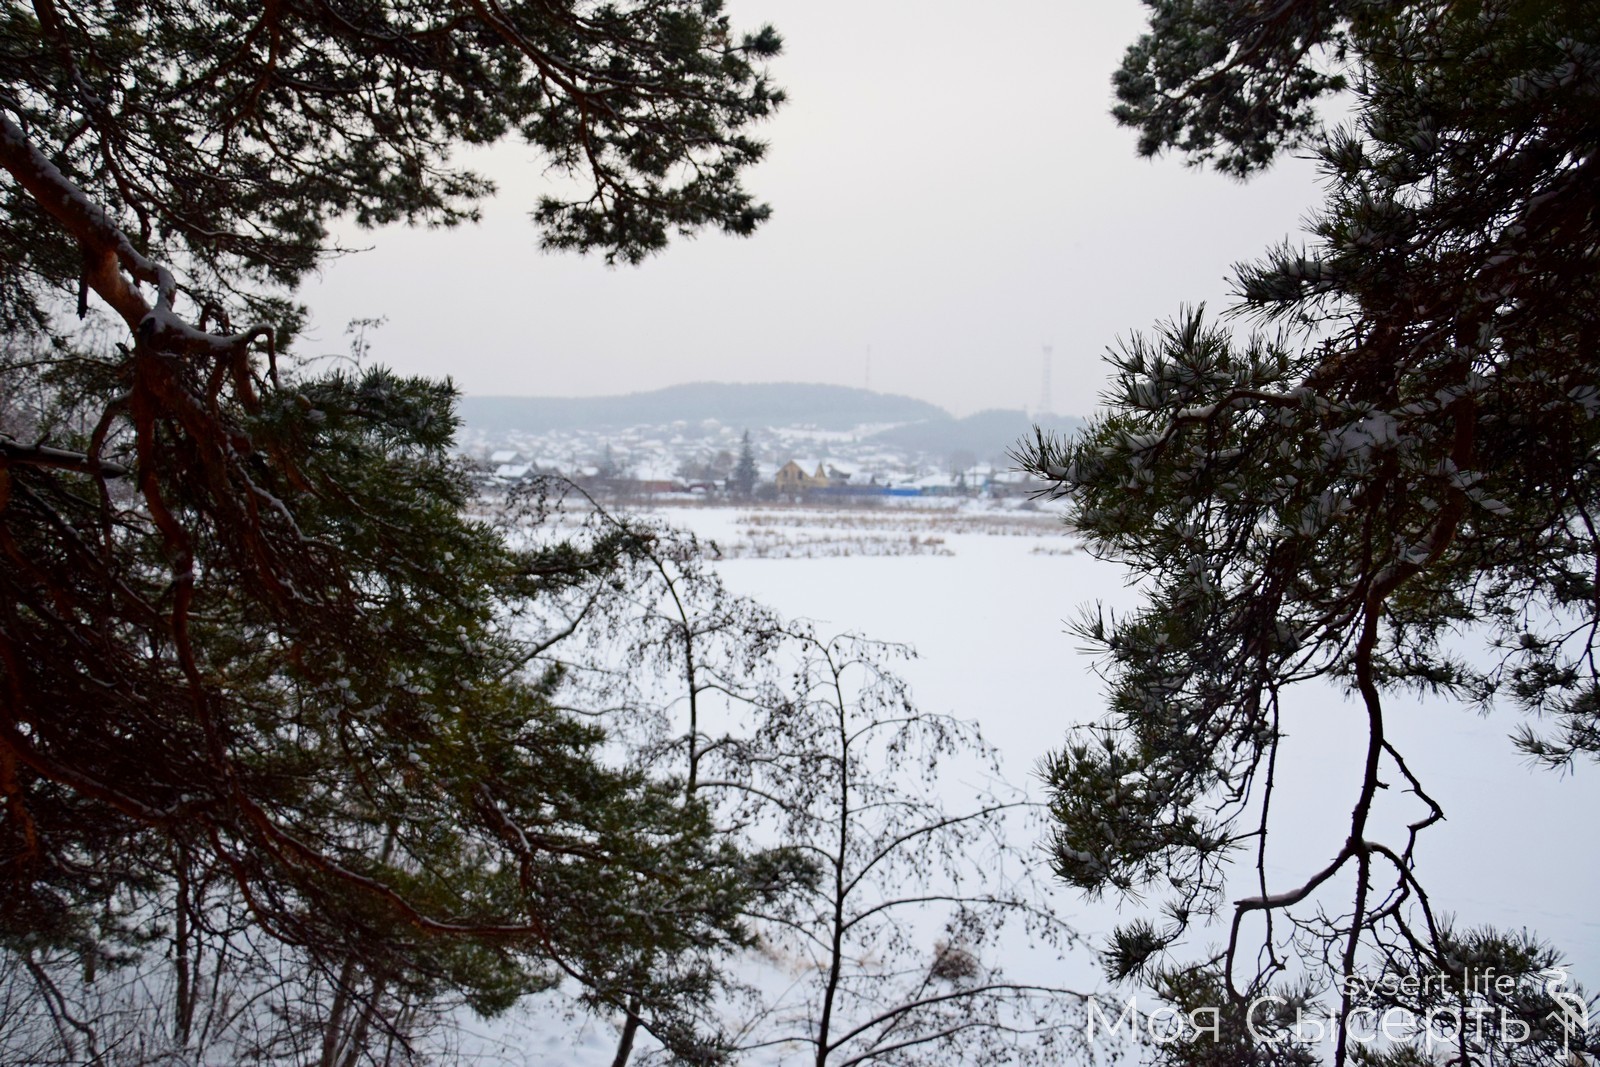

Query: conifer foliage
[1023,2,1600,1063]
[0,0,782,1059]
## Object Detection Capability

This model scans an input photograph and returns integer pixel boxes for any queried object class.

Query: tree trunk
[610,994,644,1067]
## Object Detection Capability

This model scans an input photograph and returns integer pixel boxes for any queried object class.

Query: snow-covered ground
[471,500,1600,1063]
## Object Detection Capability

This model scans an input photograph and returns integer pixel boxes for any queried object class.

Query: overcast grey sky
[300,0,1327,419]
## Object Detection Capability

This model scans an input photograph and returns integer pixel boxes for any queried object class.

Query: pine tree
[732,429,759,498]
[1021,2,1600,1063]
[1,0,783,1058]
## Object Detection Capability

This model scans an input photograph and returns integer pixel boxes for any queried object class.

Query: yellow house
[775,460,830,493]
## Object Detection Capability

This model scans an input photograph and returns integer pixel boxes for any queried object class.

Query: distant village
[456,417,1045,503]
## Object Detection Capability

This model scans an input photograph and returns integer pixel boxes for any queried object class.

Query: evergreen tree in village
[0,1,784,1061]
[732,429,759,498]
[1022,1,1600,1063]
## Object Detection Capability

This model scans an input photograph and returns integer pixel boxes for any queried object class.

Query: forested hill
[457,383,947,434]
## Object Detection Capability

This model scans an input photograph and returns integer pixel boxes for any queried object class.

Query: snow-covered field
[473,500,1600,1063]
